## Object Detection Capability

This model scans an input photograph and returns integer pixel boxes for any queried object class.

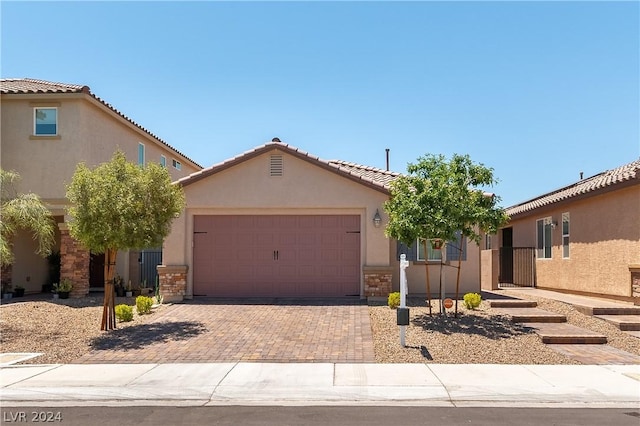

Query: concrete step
[574,306,640,316]
[595,315,640,331]
[493,307,567,323]
[523,322,608,344]
[488,300,537,308]
[547,344,640,365]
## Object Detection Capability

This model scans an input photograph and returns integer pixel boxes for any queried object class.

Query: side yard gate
[499,247,536,288]
[140,249,162,290]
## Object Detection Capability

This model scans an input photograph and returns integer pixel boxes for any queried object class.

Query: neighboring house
[158,140,484,302]
[481,159,640,303]
[1,78,201,296]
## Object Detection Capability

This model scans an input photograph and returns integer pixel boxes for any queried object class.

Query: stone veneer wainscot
[59,224,89,298]
[157,265,188,303]
[363,266,393,299]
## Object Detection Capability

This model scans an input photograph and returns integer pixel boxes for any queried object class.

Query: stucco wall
[389,238,483,297]
[1,94,199,200]
[1,96,90,198]
[163,149,391,298]
[1,93,200,291]
[505,185,640,297]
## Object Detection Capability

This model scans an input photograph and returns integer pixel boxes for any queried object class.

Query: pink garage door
[193,215,361,297]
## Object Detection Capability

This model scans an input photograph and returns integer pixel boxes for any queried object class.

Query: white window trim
[160,155,166,167]
[417,238,443,262]
[172,159,182,170]
[562,212,570,259]
[33,107,58,136]
[138,143,145,166]
[537,217,553,260]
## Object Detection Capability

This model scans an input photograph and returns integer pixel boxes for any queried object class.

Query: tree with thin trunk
[1,169,55,267]
[66,151,185,330]
[384,154,509,316]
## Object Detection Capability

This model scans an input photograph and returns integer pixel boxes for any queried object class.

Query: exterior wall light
[373,209,382,228]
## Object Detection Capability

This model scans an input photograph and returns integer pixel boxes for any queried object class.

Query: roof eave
[177,142,392,194]
[506,177,639,220]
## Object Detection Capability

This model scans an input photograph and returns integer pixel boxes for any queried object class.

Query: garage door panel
[193,215,360,297]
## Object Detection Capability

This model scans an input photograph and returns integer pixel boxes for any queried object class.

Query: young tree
[66,151,185,330]
[0,169,55,267]
[384,154,509,316]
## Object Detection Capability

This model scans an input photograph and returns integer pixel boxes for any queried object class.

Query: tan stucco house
[158,140,485,302]
[1,78,201,296]
[482,159,640,303]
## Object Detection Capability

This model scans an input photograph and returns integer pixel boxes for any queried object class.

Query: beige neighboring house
[481,159,640,303]
[158,140,484,302]
[1,78,201,297]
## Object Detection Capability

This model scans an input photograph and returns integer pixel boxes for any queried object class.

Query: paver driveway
[75,298,375,364]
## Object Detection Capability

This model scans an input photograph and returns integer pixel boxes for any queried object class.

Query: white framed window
[562,212,570,259]
[34,107,57,135]
[417,238,442,261]
[172,159,181,170]
[415,232,466,262]
[160,155,166,167]
[536,217,553,259]
[138,143,145,165]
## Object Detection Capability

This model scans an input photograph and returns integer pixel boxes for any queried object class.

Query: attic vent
[270,155,283,176]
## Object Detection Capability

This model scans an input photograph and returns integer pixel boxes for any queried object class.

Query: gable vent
[270,155,284,176]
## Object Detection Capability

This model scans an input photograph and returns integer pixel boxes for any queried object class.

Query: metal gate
[140,249,162,290]
[499,247,536,288]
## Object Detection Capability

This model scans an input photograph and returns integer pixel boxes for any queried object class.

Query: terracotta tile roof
[327,159,402,190]
[0,78,89,94]
[177,140,401,193]
[506,159,640,217]
[1,78,201,169]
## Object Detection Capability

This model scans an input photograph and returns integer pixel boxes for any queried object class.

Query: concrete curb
[1,363,639,408]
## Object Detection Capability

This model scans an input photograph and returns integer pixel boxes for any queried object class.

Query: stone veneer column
[1,264,12,291]
[363,266,393,299]
[630,264,640,306]
[59,223,89,298]
[157,265,188,303]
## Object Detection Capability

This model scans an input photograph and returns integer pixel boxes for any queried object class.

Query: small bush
[115,304,134,322]
[388,292,400,309]
[463,292,482,310]
[136,296,153,315]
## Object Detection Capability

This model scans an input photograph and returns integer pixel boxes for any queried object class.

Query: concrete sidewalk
[1,362,639,408]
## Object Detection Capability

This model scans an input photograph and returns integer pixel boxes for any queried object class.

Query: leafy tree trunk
[101,248,117,331]
[454,254,462,318]
[423,240,432,316]
[438,250,444,314]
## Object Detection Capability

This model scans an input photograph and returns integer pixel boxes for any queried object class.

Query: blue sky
[2,1,638,207]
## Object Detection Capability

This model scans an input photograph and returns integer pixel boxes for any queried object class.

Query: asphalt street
[2,406,639,426]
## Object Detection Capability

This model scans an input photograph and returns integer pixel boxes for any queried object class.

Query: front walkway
[75,298,375,364]
[486,288,640,364]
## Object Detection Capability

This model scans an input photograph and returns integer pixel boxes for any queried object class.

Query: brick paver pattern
[75,298,375,364]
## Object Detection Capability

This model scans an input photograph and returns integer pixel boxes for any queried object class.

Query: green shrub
[136,296,153,315]
[115,304,134,322]
[388,292,400,309]
[463,292,482,310]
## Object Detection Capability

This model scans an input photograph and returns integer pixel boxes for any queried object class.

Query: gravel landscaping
[1,292,639,365]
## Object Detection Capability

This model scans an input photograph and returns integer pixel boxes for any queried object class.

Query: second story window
[34,107,57,135]
[138,143,145,165]
[160,155,166,167]
[172,159,181,170]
